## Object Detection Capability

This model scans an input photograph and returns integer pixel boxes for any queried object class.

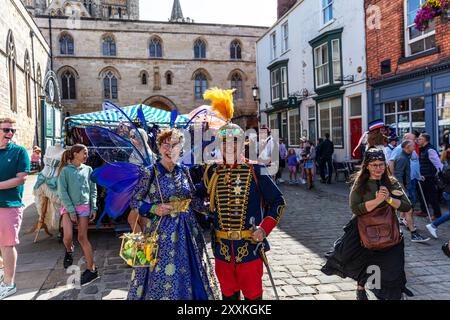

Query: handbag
[119,165,165,269]
[357,204,401,250]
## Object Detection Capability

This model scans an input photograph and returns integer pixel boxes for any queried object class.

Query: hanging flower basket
[415,0,450,31]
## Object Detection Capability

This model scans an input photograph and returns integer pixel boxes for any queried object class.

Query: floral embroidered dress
[127,161,218,300]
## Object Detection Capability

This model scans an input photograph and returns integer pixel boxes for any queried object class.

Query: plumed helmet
[203,87,245,140]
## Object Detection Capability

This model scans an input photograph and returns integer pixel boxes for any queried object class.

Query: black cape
[321,218,407,300]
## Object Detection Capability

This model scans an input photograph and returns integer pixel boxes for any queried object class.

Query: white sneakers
[0,269,17,300]
[426,224,438,239]
[0,282,17,300]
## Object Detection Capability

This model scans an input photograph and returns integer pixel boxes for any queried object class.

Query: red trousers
[215,258,263,300]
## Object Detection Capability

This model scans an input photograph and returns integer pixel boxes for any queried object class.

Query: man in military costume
[200,88,286,300]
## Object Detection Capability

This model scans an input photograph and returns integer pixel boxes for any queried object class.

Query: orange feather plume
[203,87,235,122]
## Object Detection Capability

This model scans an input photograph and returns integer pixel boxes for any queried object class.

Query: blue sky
[139,0,277,26]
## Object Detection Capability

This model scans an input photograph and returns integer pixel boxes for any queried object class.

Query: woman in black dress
[322,148,414,300]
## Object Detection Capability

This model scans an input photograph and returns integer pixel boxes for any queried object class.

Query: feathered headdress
[203,87,243,140]
[203,87,236,122]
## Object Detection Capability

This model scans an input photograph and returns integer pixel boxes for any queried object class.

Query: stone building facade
[1,0,51,150]
[24,0,139,20]
[27,0,266,129]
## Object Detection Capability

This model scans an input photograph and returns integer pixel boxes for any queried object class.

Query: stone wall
[0,0,51,151]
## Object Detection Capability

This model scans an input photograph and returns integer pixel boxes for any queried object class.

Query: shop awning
[62,104,191,145]
[65,104,189,127]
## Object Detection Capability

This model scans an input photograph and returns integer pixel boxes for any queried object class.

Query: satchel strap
[153,164,165,204]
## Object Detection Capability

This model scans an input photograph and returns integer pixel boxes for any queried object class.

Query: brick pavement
[6,174,450,300]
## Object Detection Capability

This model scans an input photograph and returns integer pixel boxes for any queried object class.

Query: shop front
[369,61,450,150]
[267,105,301,148]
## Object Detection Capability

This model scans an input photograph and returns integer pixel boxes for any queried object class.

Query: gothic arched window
[103,71,118,100]
[230,72,243,99]
[61,70,76,100]
[194,72,208,99]
[36,64,42,95]
[83,0,93,15]
[140,71,148,85]
[166,71,173,85]
[7,30,17,112]
[194,39,206,59]
[102,35,116,56]
[230,40,242,60]
[149,37,162,58]
[60,33,74,55]
[24,51,32,117]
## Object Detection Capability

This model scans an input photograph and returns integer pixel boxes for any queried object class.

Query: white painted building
[256,0,368,162]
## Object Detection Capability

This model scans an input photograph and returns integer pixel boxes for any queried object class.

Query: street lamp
[252,85,261,125]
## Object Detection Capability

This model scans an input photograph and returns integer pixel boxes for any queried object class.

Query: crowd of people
[1,108,450,301]
[322,119,450,300]
[387,131,450,250]
[276,132,335,189]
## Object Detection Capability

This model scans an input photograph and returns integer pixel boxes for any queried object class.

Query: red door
[350,118,362,160]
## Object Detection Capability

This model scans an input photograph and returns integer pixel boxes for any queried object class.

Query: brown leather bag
[357,205,401,250]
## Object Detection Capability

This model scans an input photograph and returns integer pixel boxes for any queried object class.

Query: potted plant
[415,0,450,31]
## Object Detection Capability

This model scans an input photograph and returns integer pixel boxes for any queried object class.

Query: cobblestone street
[7,174,450,300]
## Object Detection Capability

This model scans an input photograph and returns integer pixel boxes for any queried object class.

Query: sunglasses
[2,128,16,134]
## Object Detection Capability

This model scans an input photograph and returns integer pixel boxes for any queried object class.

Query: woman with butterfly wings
[87,103,218,300]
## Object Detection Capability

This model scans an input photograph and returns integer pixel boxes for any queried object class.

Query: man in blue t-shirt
[0,118,30,300]
[388,132,429,243]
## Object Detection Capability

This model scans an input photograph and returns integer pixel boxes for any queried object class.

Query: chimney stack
[277,0,297,19]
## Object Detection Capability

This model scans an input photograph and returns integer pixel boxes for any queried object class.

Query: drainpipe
[30,30,39,147]
[48,15,53,71]
[298,98,302,140]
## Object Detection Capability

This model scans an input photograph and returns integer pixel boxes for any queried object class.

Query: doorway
[349,96,362,160]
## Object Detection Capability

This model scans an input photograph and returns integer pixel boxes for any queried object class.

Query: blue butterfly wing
[101,101,152,166]
[91,162,145,221]
[85,126,145,165]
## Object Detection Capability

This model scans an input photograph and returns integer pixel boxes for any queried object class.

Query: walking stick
[417,180,433,223]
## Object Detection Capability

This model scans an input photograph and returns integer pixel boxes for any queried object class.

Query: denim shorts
[304,160,314,169]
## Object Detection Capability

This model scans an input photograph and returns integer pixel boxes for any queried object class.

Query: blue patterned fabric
[127,162,218,300]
